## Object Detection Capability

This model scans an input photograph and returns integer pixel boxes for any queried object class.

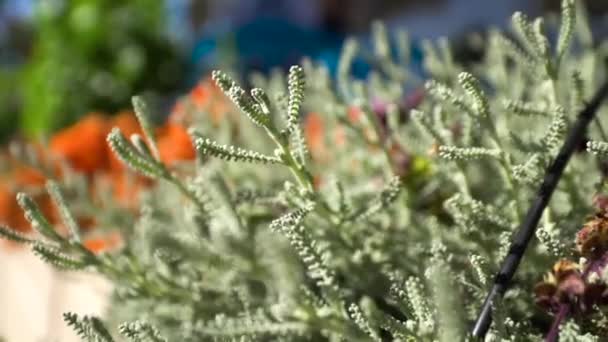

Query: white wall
[0,247,111,342]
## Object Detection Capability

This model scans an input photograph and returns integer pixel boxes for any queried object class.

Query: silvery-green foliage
[559,321,598,342]
[3,0,608,341]
[118,321,167,342]
[63,313,115,342]
[0,224,34,244]
[193,133,281,164]
[131,96,160,160]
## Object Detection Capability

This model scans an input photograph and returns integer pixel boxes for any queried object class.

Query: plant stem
[455,162,472,198]
[266,128,314,193]
[167,173,208,214]
[362,106,397,177]
[545,304,569,342]
[265,127,339,222]
[486,116,522,217]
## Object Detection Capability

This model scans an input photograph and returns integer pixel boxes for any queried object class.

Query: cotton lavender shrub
[3,0,608,341]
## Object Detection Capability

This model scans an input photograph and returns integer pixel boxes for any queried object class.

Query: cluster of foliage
[15,0,186,138]
[4,0,608,340]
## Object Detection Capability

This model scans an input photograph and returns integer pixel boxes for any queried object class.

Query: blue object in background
[190,14,427,84]
[191,17,420,83]
[192,15,347,75]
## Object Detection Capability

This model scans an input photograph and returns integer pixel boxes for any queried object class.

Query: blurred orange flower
[0,183,58,233]
[0,184,21,230]
[156,122,196,165]
[2,96,199,249]
[50,113,110,174]
[0,159,61,235]
[170,78,229,126]
[347,106,363,124]
[83,231,122,254]
[304,112,326,161]
[190,82,211,108]
[12,165,46,188]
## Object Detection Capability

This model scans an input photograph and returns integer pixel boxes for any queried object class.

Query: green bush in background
[18,0,186,138]
[0,69,19,144]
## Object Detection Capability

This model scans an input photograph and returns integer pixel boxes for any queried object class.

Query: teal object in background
[190,16,417,81]
[192,16,344,73]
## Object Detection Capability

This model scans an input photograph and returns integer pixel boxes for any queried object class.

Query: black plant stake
[472,79,608,339]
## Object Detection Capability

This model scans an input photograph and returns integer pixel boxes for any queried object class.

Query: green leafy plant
[19,0,186,137]
[4,0,608,341]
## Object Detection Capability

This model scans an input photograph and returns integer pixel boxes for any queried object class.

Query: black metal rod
[471,80,608,338]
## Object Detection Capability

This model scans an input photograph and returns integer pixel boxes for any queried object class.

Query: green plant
[0,68,19,144]
[4,0,608,341]
[19,0,186,138]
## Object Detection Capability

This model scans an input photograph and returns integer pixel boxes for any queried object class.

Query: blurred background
[0,0,607,142]
[0,0,607,341]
